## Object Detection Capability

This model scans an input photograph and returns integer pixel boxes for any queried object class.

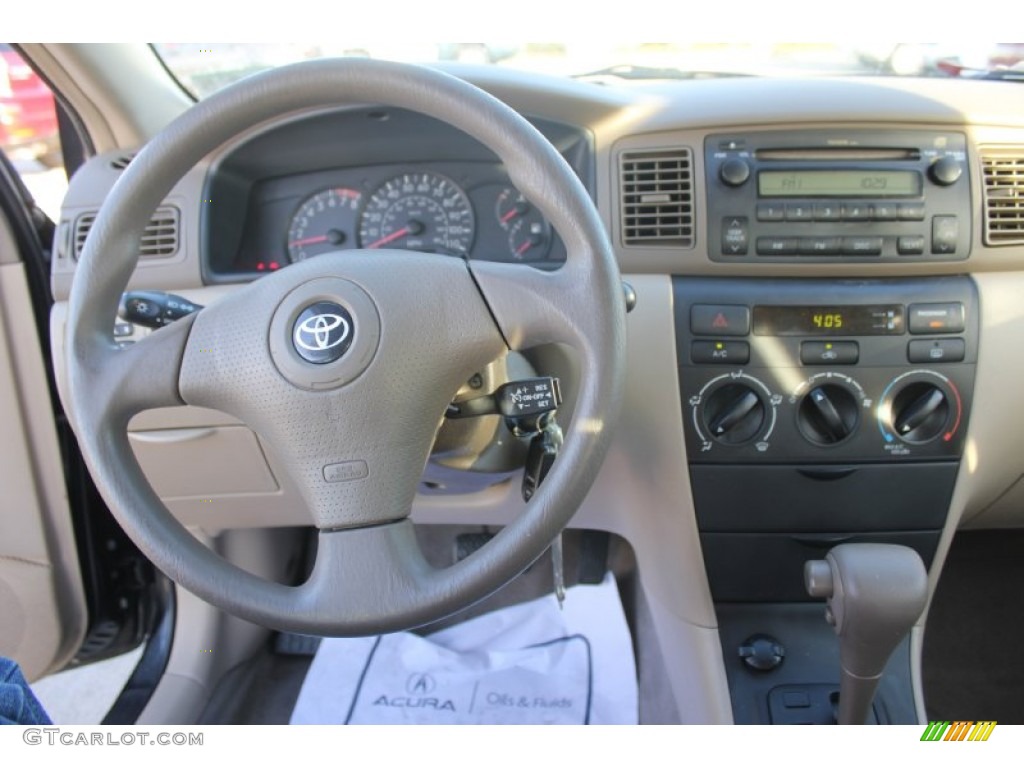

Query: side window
[0,44,67,221]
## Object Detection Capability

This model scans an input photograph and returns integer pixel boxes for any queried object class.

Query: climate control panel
[674,276,977,464]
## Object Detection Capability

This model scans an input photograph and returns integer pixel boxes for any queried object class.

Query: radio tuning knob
[929,156,963,186]
[720,158,751,187]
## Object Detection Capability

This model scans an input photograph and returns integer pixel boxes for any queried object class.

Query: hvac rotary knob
[702,383,766,445]
[889,383,949,443]
[796,385,860,445]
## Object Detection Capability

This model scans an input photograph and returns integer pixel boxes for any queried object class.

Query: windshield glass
[152,43,1024,99]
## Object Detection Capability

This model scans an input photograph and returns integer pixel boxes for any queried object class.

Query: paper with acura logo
[289,573,637,724]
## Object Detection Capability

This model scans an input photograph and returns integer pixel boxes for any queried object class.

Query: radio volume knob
[929,156,963,186]
[720,158,751,187]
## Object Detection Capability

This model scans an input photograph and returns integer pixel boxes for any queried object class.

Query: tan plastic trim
[19,44,193,153]
[0,262,86,679]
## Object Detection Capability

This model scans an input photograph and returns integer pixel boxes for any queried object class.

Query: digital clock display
[758,170,921,197]
[753,305,904,336]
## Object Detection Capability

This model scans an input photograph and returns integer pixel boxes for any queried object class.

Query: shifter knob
[804,543,928,724]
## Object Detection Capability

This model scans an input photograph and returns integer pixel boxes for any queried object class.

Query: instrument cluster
[226,161,564,276]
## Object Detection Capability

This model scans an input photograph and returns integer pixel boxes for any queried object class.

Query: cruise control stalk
[119,290,203,329]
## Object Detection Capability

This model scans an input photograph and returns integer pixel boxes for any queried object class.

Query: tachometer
[358,172,475,255]
[287,187,362,262]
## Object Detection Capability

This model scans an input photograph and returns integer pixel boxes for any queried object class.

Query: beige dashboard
[49,73,1024,526]
[41,69,1024,723]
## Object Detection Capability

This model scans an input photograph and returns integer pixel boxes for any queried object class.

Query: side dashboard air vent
[982,150,1024,245]
[110,153,135,170]
[620,148,694,247]
[73,206,181,260]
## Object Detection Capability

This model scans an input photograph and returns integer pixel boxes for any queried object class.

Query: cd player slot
[755,148,921,161]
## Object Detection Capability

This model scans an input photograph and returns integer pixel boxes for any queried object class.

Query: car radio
[705,130,971,263]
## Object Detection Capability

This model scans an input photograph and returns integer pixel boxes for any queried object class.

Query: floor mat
[290,573,637,724]
[923,529,1024,723]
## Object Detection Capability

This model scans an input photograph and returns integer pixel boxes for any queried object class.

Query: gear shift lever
[804,543,928,725]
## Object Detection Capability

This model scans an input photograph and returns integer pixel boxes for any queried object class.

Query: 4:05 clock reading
[753,305,904,336]
[813,313,843,330]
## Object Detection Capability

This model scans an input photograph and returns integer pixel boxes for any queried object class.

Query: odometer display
[758,170,921,197]
[753,305,904,336]
[358,172,475,255]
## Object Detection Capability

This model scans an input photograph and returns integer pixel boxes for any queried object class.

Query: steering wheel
[65,59,625,635]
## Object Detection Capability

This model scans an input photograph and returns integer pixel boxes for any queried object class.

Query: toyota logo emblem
[292,302,354,364]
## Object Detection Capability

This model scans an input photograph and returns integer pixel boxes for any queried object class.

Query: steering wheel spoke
[67,314,194,428]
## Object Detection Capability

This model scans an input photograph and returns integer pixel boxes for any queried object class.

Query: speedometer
[358,172,475,255]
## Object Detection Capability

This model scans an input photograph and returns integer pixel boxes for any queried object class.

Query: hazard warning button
[690,304,751,337]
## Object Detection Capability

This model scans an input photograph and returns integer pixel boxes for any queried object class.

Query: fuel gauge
[495,188,530,229]
[508,217,551,261]
[495,187,551,261]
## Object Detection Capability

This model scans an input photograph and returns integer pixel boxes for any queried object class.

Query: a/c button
[691,341,750,365]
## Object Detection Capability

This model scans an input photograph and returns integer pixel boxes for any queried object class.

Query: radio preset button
[798,237,841,256]
[691,304,751,336]
[897,235,926,255]
[908,303,965,334]
[841,203,870,221]
[691,340,751,365]
[801,341,859,365]
[898,203,926,221]
[756,237,799,256]
[872,203,898,221]
[813,203,841,221]
[756,203,785,221]
[841,236,883,256]
[785,203,814,221]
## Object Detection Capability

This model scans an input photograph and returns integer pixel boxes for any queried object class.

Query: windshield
[153,43,1024,99]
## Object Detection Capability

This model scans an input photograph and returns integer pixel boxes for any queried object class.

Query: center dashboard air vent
[620,148,694,247]
[982,149,1024,245]
[73,206,181,260]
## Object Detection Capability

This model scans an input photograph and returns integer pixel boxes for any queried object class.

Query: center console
[675,128,979,724]
[674,276,978,724]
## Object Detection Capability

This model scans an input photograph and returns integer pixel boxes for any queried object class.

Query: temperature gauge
[495,187,551,261]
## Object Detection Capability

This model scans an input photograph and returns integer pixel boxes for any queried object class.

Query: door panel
[0,246,86,680]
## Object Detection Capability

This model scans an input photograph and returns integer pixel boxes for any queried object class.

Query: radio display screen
[758,170,921,197]
[753,305,904,336]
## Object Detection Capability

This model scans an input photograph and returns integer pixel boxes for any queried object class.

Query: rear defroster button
[908,339,966,364]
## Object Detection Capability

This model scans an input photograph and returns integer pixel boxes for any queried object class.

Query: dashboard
[44,66,1024,724]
